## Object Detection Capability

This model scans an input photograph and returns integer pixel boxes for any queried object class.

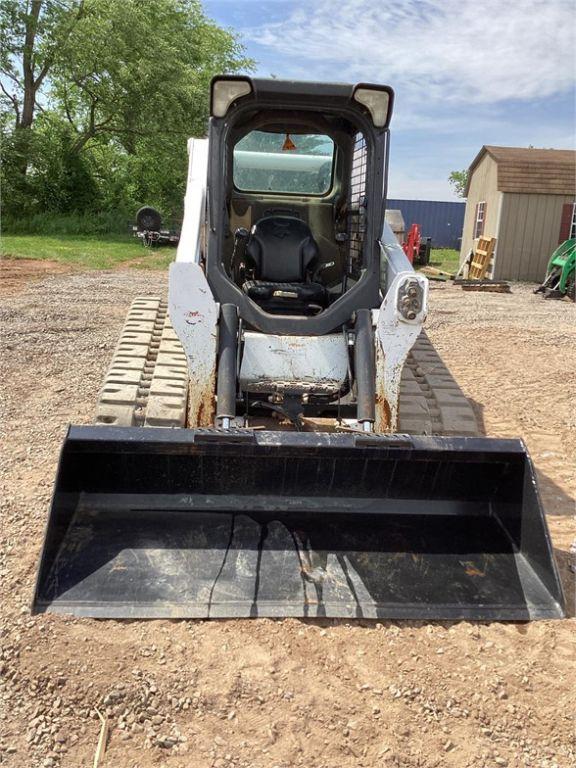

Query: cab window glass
[233,131,334,195]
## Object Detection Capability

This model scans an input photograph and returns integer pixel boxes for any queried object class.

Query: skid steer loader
[33,78,565,620]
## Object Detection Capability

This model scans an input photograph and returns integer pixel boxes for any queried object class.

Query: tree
[48,0,251,153]
[1,0,86,183]
[32,116,100,212]
[448,169,468,198]
[1,0,253,219]
[0,0,85,130]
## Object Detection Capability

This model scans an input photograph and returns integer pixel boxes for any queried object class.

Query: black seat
[242,216,328,312]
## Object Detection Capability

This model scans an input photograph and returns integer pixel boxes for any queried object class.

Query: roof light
[353,87,390,127]
[211,78,252,118]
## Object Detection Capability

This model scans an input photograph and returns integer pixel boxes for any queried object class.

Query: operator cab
[206,78,393,335]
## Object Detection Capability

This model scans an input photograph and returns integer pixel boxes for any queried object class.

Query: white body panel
[240,332,348,394]
[170,139,217,424]
[176,138,209,264]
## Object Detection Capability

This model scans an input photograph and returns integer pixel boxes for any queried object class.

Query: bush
[2,211,131,235]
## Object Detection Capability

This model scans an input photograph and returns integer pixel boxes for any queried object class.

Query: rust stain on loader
[375,392,392,431]
[187,371,215,427]
[374,343,393,431]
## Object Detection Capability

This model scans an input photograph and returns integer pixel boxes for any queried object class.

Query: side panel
[176,138,209,264]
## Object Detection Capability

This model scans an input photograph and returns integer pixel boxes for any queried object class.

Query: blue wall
[387,199,465,249]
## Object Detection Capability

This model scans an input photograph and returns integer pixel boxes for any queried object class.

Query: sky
[204,0,576,201]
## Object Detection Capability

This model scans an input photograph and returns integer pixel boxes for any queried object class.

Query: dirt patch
[0,258,73,297]
[0,273,574,768]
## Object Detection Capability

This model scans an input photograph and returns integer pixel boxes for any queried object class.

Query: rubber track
[399,331,479,436]
[95,297,188,428]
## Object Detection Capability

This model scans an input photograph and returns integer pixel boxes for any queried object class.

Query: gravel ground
[1,260,574,768]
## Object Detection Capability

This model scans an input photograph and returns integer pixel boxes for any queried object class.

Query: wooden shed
[460,146,576,281]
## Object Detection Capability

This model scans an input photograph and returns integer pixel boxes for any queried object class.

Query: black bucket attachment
[33,427,565,621]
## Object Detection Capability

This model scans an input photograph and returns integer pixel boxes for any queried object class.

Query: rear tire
[136,206,162,231]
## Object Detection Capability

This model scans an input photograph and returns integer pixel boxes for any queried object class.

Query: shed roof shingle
[466,146,576,196]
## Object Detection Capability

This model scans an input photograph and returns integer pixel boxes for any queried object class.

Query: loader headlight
[353,85,393,128]
[211,77,252,118]
[397,277,424,321]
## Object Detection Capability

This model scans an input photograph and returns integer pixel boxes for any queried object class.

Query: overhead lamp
[211,78,252,118]
[353,86,392,128]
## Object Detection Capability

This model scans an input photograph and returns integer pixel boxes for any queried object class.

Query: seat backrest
[246,216,319,282]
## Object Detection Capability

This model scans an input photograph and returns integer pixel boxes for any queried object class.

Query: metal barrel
[32,426,565,621]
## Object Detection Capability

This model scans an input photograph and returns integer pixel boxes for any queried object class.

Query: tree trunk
[20,0,42,129]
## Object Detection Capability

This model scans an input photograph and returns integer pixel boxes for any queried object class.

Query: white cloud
[252,0,575,104]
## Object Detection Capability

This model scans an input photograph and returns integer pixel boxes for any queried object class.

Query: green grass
[0,234,176,270]
[2,211,131,235]
[423,248,460,274]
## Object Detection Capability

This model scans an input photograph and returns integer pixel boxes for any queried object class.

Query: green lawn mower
[535,238,576,301]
